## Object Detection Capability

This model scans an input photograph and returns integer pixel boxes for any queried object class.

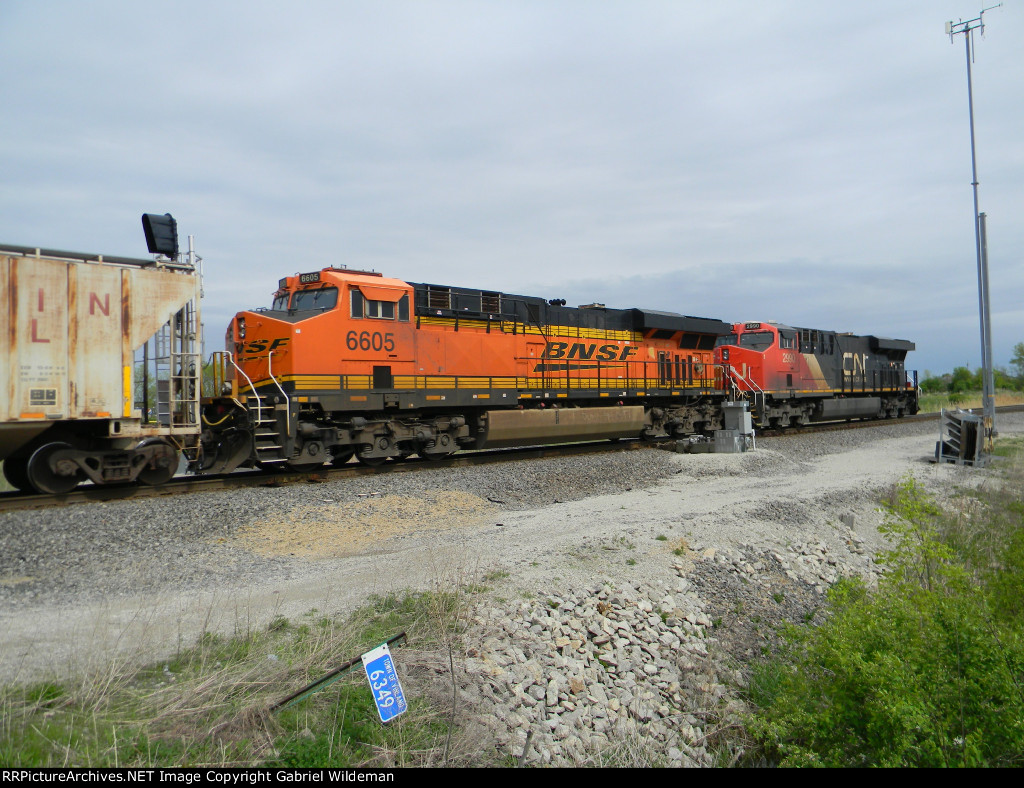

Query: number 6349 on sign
[360,642,408,723]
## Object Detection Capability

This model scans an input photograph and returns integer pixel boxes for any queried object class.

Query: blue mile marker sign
[361,642,408,723]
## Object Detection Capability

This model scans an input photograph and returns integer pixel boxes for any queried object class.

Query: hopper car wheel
[2,456,32,493]
[26,442,82,495]
[330,447,355,467]
[136,438,179,486]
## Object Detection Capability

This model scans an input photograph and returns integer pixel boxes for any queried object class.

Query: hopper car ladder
[150,300,201,432]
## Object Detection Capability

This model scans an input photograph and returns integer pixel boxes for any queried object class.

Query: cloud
[1,1,1021,374]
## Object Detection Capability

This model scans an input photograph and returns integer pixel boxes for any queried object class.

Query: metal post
[980,213,996,431]
[947,6,1000,450]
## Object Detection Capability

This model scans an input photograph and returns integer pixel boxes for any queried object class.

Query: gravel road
[1,414,1019,690]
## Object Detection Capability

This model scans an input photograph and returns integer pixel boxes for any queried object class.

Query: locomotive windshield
[739,331,775,351]
[715,333,738,347]
[290,286,339,312]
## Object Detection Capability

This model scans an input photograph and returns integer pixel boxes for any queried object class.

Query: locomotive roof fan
[142,212,179,258]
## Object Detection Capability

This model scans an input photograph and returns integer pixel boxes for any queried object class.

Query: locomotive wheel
[136,438,179,486]
[288,459,327,472]
[391,442,416,463]
[356,452,388,467]
[330,447,355,467]
[2,456,32,493]
[26,442,83,495]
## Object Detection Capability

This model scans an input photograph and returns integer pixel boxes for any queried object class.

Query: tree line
[919,341,1024,394]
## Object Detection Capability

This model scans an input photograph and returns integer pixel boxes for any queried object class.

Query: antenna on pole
[947,4,1002,42]
[945,5,1001,457]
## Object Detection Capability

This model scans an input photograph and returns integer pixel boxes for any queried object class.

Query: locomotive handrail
[267,351,290,412]
[723,363,764,396]
[218,350,264,425]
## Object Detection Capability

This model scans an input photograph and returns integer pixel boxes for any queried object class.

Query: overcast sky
[2,1,1021,375]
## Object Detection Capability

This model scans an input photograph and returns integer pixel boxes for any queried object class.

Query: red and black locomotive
[714,321,919,428]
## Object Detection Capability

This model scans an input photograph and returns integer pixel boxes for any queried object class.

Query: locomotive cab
[208,267,427,472]
[715,322,802,393]
[227,268,415,397]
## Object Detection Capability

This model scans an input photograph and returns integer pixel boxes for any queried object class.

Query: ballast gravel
[0,413,1021,764]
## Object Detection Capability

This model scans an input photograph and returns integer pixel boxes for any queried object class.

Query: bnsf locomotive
[196,267,733,473]
[714,321,919,428]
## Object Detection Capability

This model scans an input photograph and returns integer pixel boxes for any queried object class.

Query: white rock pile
[457,526,889,766]
[463,580,731,766]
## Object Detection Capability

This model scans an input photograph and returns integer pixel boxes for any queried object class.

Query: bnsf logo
[543,342,638,361]
[239,338,290,354]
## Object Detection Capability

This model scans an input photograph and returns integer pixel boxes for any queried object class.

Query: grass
[0,587,494,768]
[918,388,1024,413]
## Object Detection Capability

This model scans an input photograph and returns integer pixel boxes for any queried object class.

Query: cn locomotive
[714,321,919,428]
[0,215,920,495]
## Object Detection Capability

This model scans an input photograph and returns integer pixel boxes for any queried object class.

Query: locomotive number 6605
[346,330,395,353]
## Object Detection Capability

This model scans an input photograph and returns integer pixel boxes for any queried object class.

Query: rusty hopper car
[714,321,919,428]
[1,224,202,493]
[199,268,732,471]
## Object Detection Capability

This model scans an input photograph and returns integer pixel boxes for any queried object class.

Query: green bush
[748,477,1024,767]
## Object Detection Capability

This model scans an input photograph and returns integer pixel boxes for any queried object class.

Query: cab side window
[365,299,395,320]
[351,290,410,321]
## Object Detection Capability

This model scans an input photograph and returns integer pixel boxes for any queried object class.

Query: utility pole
[946,6,1000,449]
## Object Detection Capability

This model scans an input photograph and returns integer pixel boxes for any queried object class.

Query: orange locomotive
[198,267,732,472]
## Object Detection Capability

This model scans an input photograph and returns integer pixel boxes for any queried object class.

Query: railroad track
[3,405,1020,512]
[0,439,645,513]
[756,404,1022,438]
